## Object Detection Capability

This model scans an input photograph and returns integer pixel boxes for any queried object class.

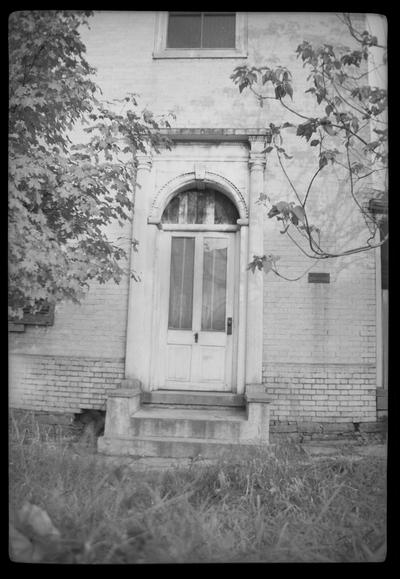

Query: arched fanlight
[161,188,239,225]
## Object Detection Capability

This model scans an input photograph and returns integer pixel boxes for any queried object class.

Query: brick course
[263,363,376,422]
[9,354,124,413]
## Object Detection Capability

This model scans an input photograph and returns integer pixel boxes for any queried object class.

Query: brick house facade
[9,12,387,444]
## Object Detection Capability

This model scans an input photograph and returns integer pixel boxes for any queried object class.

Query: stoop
[98,381,271,459]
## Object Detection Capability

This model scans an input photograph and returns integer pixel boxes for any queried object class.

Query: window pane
[161,190,239,224]
[168,237,195,329]
[167,13,201,48]
[162,195,180,223]
[201,238,227,331]
[214,192,239,224]
[203,14,235,48]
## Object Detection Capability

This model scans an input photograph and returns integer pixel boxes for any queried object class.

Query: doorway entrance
[154,188,240,392]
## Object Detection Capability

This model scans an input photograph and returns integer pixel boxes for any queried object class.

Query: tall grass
[9,411,386,563]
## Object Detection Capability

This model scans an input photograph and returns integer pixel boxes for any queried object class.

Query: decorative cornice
[248,135,266,144]
[157,128,267,143]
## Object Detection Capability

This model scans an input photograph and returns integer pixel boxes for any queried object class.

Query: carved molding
[194,163,206,190]
[248,136,266,170]
[136,154,153,171]
[249,154,266,170]
[149,170,249,221]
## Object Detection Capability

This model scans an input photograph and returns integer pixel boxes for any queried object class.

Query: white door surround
[124,133,266,396]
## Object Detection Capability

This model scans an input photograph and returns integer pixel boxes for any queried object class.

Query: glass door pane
[168,237,195,329]
[201,237,227,331]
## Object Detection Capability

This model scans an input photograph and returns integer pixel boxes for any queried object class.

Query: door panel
[166,330,193,382]
[167,345,192,381]
[198,346,225,381]
[163,232,235,391]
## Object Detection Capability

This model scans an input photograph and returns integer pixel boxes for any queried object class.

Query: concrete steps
[141,390,245,408]
[98,433,258,459]
[98,386,271,459]
[130,406,247,440]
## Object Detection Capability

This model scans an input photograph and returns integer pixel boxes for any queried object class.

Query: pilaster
[124,154,154,386]
[246,136,266,386]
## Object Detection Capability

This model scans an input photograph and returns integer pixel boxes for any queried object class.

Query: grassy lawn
[9,411,386,563]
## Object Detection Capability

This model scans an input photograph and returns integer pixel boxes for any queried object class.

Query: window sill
[8,322,25,332]
[153,48,247,59]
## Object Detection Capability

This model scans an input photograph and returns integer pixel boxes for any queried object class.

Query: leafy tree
[231,13,388,279]
[9,10,171,318]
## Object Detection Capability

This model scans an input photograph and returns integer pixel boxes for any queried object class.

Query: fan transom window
[162,189,239,225]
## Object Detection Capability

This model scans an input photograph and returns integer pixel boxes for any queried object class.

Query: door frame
[126,168,252,395]
[150,223,243,393]
[160,229,237,391]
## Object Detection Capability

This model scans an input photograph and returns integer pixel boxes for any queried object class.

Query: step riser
[131,417,242,441]
[142,403,245,411]
[98,436,258,459]
[141,392,244,407]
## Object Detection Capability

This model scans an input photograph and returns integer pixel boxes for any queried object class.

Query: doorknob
[194,332,198,343]
[227,317,232,335]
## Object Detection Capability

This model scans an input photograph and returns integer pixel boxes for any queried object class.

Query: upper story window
[167,13,236,49]
[153,12,247,59]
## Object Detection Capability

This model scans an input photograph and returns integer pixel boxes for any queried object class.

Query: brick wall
[262,191,377,421]
[79,12,363,128]
[263,364,376,422]
[9,220,131,360]
[9,354,124,413]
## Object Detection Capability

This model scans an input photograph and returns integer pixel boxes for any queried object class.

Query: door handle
[194,332,198,343]
[227,317,232,335]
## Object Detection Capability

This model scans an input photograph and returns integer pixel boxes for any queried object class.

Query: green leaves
[231,65,293,100]
[296,119,318,141]
[319,149,339,169]
[8,11,171,317]
[290,205,306,225]
[341,50,362,67]
[232,14,387,265]
[267,202,306,227]
[247,254,280,274]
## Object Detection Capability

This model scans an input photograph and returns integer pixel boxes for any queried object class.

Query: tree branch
[272,260,318,281]
[302,164,324,208]
[275,150,303,205]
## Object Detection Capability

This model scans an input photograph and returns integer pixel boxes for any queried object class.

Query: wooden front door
[162,231,235,391]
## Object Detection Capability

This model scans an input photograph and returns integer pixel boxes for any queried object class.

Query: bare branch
[278,98,312,121]
[302,163,324,208]
[275,150,303,205]
[272,260,318,281]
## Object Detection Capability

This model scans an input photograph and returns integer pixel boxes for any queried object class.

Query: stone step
[131,406,246,440]
[98,433,259,459]
[141,390,245,408]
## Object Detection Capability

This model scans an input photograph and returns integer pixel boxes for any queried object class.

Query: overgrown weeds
[9,411,387,563]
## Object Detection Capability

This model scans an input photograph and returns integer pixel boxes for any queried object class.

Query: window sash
[8,302,55,326]
[167,12,236,49]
